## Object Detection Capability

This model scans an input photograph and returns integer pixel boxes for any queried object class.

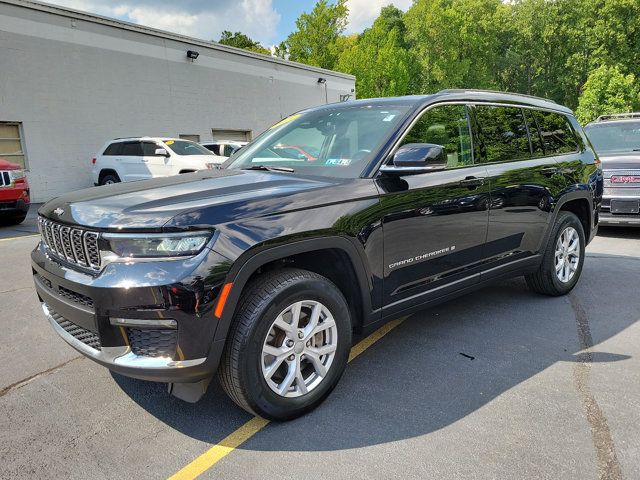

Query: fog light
[110,317,177,328]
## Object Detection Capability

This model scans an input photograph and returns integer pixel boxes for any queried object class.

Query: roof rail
[596,113,640,122]
[438,89,557,104]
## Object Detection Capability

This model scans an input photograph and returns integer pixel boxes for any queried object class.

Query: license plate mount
[610,199,640,215]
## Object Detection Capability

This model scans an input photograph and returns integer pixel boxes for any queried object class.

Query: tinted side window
[523,109,544,157]
[205,145,220,155]
[223,145,236,156]
[401,104,473,168]
[534,111,579,155]
[121,142,143,156]
[103,143,122,155]
[474,106,531,163]
[141,142,159,156]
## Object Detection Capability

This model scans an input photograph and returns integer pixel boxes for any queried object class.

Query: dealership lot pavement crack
[569,294,623,480]
[0,356,83,399]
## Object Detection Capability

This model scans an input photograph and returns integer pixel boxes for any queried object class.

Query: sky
[44,0,413,47]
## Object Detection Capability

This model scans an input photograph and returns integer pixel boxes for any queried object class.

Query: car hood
[40,169,340,230]
[599,152,640,170]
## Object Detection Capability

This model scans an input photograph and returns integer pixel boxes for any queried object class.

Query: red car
[0,158,30,224]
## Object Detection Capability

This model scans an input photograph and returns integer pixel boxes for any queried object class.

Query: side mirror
[155,148,170,157]
[380,143,447,175]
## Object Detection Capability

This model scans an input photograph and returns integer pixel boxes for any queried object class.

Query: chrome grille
[38,217,101,270]
[603,169,640,178]
[47,305,101,351]
[603,169,640,187]
[603,187,640,197]
[0,171,10,187]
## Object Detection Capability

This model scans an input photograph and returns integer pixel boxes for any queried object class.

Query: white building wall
[0,0,356,201]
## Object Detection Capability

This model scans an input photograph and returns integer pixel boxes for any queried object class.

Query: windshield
[163,139,213,156]
[225,104,411,178]
[585,121,640,155]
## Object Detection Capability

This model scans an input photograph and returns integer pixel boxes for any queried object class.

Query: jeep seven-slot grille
[38,217,101,270]
[47,305,101,351]
[127,328,177,358]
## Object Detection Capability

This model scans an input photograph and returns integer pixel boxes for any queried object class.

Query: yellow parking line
[168,316,407,480]
[0,234,40,242]
[168,417,270,480]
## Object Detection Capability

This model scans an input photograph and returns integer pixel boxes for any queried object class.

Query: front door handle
[540,167,559,177]
[459,177,485,188]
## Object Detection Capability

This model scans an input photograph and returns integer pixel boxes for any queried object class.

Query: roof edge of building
[1,0,356,81]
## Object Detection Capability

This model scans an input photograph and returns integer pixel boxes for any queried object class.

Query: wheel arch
[557,196,592,241]
[98,168,120,183]
[213,237,375,343]
[535,189,594,255]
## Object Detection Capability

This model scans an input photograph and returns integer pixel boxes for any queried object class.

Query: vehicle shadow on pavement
[113,254,637,451]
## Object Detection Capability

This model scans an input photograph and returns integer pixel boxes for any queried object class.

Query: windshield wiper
[241,165,295,173]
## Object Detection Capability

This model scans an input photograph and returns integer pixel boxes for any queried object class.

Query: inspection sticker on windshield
[270,114,301,129]
[165,140,175,145]
[325,158,352,166]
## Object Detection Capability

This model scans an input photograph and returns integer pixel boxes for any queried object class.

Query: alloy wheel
[261,300,338,398]
[555,226,580,283]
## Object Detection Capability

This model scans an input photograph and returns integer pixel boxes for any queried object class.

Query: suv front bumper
[32,241,231,383]
[600,196,640,226]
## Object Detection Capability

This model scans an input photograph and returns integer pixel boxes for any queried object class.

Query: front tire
[525,211,586,296]
[218,268,352,420]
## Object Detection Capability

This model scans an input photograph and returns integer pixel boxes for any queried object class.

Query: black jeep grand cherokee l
[32,90,602,420]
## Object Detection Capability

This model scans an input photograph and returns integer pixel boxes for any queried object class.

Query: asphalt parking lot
[1,222,639,480]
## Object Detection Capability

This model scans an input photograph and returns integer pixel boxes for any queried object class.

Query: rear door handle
[459,177,485,188]
[540,167,559,176]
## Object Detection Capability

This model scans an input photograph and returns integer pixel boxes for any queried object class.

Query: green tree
[404,0,507,93]
[575,65,640,124]
[337,6,416,98]
[218,31,270,55]
[283,0,349,69]
[496,0,640,110]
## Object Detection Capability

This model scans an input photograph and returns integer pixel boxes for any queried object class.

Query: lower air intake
[127,328,177,358]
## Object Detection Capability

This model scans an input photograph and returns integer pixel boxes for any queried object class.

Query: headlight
[9,169,25,181]
[103,231,212,258]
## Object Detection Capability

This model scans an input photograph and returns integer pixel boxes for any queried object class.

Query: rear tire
[525,211,585,296]
[218,268,352,420]
[99,173,120,185]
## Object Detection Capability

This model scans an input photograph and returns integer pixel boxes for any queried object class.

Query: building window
[212,129,252,142]
[0,122,27,168]
[179,134,201,142]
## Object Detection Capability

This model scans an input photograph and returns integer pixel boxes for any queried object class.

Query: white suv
[201,141,247,160]
[92,137,220,185]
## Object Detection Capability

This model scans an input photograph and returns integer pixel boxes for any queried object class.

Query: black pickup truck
[32,90,602,420]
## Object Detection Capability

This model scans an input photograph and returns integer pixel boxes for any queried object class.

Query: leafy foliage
[337,6,416,98]
[280,0,349,69]
[576,65,640,123]
[218,31,270,55]
[280,0,640,121]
